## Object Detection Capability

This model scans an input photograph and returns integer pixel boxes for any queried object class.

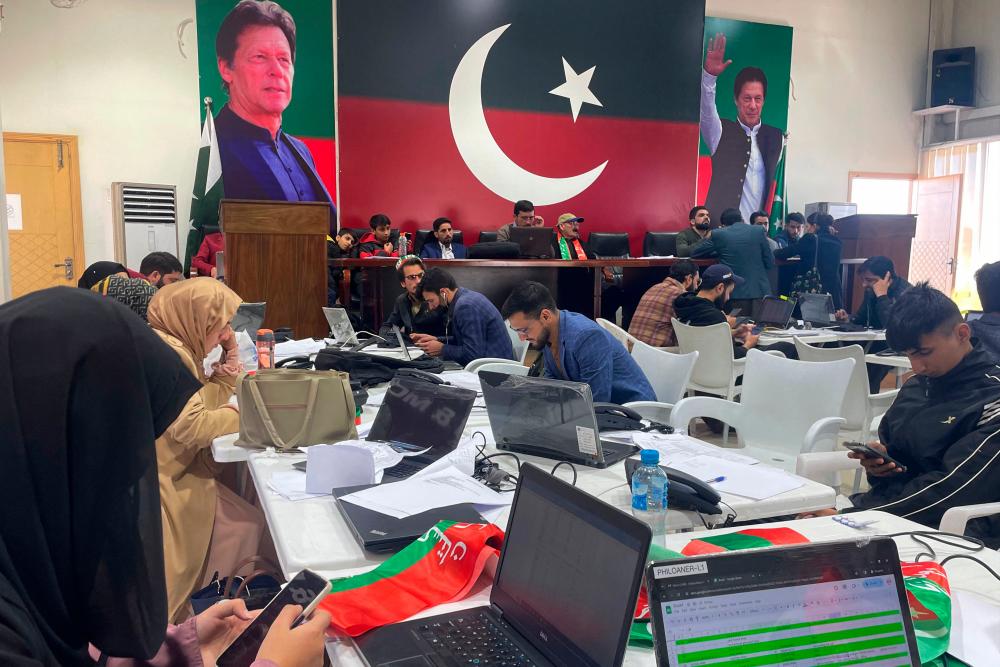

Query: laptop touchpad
[378,658,434,667]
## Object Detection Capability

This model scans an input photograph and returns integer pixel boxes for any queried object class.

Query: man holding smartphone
[805,284,1000,548]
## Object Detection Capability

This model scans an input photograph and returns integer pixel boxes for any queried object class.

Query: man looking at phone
[808,284,1000,547]
[496,200,544,242]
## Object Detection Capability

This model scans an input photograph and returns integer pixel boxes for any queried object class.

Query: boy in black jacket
[809,284,1000,548]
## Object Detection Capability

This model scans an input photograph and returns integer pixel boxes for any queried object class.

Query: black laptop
[509,226,555,258]
[354,463,652,667]
[367,377,477,481]
[965,310,984,323]
[231,302,266,334]
[479,371,638,468]
[798,292,838,328]
[754,295,795,329]
[646,538,921,666]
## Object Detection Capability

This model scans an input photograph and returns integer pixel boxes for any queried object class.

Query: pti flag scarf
[318,521,503,636]
[557,232,587,260]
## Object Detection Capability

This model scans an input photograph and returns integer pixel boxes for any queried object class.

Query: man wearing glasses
[378,256,446,340]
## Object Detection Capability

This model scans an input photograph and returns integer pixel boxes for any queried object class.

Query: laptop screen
[965,310,984,323]
[492,464,650,667]
[799,293,835,325]
[647,539,920,667]
[756,297,794,327]
[367,378,475,451]
[479,372,602,464]
[232,303,266,334]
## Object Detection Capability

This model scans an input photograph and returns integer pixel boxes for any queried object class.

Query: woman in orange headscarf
[147,278,266,622]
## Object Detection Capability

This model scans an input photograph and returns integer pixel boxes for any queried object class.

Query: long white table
[324,511,1000,666]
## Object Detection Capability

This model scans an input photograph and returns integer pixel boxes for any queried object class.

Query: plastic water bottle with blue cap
[631,449,669,535]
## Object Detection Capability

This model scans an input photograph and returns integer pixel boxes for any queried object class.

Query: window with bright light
[848,173,915,214]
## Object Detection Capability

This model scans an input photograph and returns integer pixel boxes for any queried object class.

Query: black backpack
[313,348,445,387]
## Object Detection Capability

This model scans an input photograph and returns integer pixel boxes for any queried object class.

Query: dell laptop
[754,295,795,329]
[366,377,476,481]
[231,302,266,335]
[798,292,837,327]
[479,371,639,468]
[509,226,555,258]
[354,462,652,667]
[646,538,921,666]
[323,306,358,345]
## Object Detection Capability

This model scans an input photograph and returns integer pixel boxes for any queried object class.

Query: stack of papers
[339,465,512,519]
[267,471,326,502]
[667,455,804,500]
[274,338,326,359]
[632,432,759,466]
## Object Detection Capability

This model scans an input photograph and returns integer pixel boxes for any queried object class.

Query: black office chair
[588,232,630,259]
[467,242,519,259]
[412,229,433,255]
[341,227,369,244]
[452,230,465,246]
[478,231,499,243]
[643,231,677,257]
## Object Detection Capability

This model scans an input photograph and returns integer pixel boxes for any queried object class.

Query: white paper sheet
[274,338,325,359]
[632,432,760,466]
[949,590,1000,666]
[667,455,804,500]
[339,465,512,519]
[305,444,377,493]
[440,370,485,393]
[267,470,326,501]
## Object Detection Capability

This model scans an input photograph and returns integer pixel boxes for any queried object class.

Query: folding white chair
[473,361,529,377]
[630,341,698,407]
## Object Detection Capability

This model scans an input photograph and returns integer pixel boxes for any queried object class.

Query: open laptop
[965,310,984,323]
[646,538,921,667]
[366,377,476,481]
[479,371,639,468]
[354,462,652,667]
[323,306,358,345]
[754,295,795,329]
[798,292,838,328]
[509,226,555,258]
[231,302,266,334]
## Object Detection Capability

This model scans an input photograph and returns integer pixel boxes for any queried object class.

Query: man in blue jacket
[691,207,774,315]
[420,218,467,259]
[411,268,513,366]
[501,282,655,404]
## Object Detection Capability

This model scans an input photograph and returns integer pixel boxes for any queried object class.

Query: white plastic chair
[465,357,521,373]
[796,451,864,495]
[793,339,899,443]
[623,401,675,425]
[630,342,698,406]
[669,350,855,471]
[505,321,529,364]
[474,361,529,377]
[939,503,1000,540]
[597,317,640,352]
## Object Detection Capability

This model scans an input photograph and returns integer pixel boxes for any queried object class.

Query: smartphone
[729,308,743,317]
[842,441,907,472]
[217,569,332,667]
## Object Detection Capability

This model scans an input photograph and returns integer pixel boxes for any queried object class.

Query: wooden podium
[835,214,917,311]
[220,199,329,339]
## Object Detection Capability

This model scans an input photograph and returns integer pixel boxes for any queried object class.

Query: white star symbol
[549,57,603,122]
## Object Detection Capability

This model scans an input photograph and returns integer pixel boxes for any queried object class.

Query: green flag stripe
[694,532,775,551]
[676,610,900,645]
[678,635,908,667]
[677,622,904,662]
[328,521,458,593]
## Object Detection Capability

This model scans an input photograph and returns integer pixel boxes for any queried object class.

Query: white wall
[0,0,200,265]
[706,0,930,210]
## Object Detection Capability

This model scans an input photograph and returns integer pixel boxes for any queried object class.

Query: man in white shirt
[700,32,784,225]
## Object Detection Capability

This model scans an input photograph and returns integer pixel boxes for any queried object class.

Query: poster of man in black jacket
[806,284,1000,548]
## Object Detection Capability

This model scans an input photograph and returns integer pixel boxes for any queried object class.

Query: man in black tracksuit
[819,284,1000,547]
[377,257,446,342]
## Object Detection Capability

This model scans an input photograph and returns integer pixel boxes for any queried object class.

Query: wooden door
[3,133,84,298]
[911,175,961,295]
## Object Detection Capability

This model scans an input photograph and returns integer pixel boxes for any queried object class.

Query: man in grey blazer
[691,207,774,315]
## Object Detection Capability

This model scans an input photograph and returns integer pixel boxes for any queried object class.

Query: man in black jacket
[809,284,1000,548]
[377,257,446,341]
[972,261,1000,361]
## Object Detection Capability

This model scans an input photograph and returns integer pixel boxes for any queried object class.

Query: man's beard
[713,295,728,310]
[529,325,550,350]
[695,223,711,231]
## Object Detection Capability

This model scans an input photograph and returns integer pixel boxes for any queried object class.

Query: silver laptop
[392,325,413,361]
[323,307,358,345]
[798,292,837,327]
[231,302,265,334]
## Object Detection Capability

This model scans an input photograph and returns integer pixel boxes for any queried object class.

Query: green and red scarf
[557,231,587,260]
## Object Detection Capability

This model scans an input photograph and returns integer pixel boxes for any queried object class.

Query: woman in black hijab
[0,288,329,667]
[77,261,128,289]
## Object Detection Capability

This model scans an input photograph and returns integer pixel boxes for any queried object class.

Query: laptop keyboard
[383,461,423,479]
[417,611,538,666]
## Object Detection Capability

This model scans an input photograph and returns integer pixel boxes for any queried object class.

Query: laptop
[646,538,921,667]
[965,310,984,323]
[366,377,476,481]
[354,462,652,667]
[323,306,358,345]
[479,371,639,468]
[754,295,795,329]
[392,324,415,360]
[231,302,265,334]
[798,292,837,327]
[509,226,555,258]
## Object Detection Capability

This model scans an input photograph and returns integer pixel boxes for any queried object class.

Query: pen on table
[707,476,726,484]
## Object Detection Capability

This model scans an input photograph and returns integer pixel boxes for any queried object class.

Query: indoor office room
[2,0,1000,666]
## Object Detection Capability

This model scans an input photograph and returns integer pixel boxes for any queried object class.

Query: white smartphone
[217,569,332,667]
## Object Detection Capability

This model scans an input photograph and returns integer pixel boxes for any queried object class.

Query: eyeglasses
[510,324,532,335]
[404,272,425,282]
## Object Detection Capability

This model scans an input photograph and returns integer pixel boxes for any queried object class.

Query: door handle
[945,258,955,275]
[53,257,74,280]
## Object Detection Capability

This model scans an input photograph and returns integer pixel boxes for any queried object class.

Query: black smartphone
[217,569,332,667]
[842,441,907,472]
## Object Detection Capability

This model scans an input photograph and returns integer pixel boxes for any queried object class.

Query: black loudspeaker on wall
[931,47,975,107]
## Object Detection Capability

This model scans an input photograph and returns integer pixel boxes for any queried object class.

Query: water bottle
[631,449,669,535]
[397,232,409,256]
[256,329,275,369]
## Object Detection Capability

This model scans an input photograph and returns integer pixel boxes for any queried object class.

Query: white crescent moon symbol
[449,24,608,205]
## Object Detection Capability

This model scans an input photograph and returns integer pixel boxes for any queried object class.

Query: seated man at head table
[358,213,400,259]
[139,251,185,288]
[835,255,913,391]
[501,281,655,404]
[803,284,1000,549]
[420,217,467,259]
[496,199,544,242]
[628,259,700,348]
[673,263,797,360]
[675,205,712,257]
[377,256,446,340]
[410,267,514,366]
[971,260,1000,361]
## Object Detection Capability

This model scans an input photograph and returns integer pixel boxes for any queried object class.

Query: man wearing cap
[553,213,622,321]
[674,264,796,360]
